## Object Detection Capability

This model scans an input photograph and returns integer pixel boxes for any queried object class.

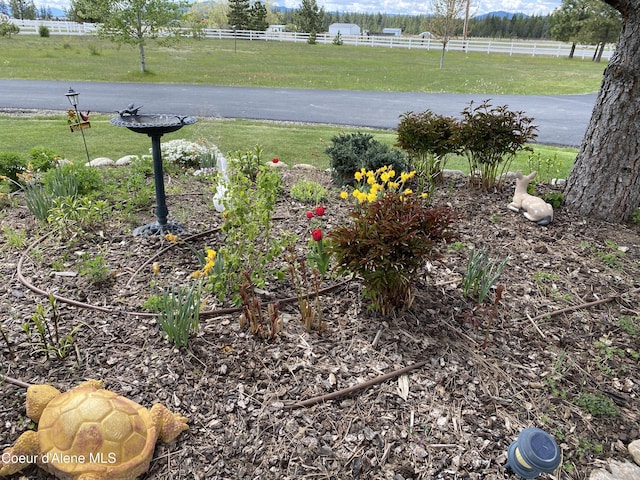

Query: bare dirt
[1,164,639,480]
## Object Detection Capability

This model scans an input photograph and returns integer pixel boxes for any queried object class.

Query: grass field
[0,35,605,95]
[0,35,592,174]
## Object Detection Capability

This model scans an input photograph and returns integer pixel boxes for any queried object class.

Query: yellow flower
[421,192,429,199]
[191,270,203,279]
[404,188,413,195]
[164,233,178,243]
[369,183,381,195]
[367,175,376,185]
[205,248,216,263]
[354,171,364,181]
[376,165,389,173]
[367,192,377,202]
[388,181,400,190]
[380,172,391,183]
[340,191,349,199]
[152,262,160,274]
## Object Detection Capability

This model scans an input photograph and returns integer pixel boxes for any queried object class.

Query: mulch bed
[1,165,639,480]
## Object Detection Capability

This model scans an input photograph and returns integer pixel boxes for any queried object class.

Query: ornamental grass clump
[332,167,456,315]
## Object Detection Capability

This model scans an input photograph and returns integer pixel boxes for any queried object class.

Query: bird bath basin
[110,107,197,236]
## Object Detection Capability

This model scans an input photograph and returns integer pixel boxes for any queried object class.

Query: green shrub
[330,192,456,315]
[0,152,27,190]
[289,179,328,203]
[42,162,102,197]
[458,100,537,191]
[326,132,408,186]
[396,110,460,184]
[0,19,20,37]
[29,147,59,172]
[38,25,50,37]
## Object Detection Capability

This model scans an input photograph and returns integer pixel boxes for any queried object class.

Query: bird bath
[110,107,197,236]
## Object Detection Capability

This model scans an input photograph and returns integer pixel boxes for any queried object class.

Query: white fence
[10,19,614,60]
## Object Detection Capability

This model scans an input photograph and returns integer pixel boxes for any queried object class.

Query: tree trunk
[564,1,640,222]
[139,42,146,73]
[439,42,446,69]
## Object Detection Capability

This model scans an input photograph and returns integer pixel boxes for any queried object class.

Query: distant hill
[474,10,530,20]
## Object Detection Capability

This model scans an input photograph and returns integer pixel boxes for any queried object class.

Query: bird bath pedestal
[110,109,196,236]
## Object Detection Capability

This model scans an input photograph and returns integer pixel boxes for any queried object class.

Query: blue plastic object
[505,427,561,479]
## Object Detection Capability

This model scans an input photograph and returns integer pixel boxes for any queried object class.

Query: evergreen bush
[326,132,408,186]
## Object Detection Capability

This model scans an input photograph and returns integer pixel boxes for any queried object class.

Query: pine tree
[248,1,268,31]
[228,0,250,30]
[295,0,323,34]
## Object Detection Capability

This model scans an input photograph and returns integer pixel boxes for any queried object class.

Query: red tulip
[272,157,279,163]
[306,211,314,219]
[314,206,325,216]
[312,229,323,242]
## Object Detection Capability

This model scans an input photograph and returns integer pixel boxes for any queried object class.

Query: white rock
[116,155,139,166]
[629,439,640,465]
[291,163,318,170]
[86,157,115,167]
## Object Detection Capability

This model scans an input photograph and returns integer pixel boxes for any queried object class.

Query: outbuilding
[328,23,361,36]
[382,27,402,36]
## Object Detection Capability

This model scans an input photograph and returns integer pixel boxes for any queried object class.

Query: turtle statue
[0,379,188,479]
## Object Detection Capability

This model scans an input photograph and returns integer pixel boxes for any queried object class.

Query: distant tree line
[277,9,553,39]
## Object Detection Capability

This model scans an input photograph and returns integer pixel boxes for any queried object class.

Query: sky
[34,0,562,18]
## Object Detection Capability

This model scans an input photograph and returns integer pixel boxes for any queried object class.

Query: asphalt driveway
[0,80,596,147]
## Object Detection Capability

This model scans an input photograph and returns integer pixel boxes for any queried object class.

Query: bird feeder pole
[65,87,91,164]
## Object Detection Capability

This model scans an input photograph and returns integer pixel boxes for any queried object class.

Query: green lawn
[0,35,605,95]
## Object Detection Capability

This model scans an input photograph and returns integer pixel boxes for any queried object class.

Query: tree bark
[564,0,640,222]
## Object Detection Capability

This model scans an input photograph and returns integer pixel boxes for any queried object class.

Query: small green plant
[576,438,604,459]
[448,241,467,252]
[526,151,562,184]
[619,315,640,337]
[79,252,112,285]
[458,100,538,191]
[22,295,81,361]
[156,281,202,347]
[47,196,111,235]
[2,224,27,249]
[308,29,317,44]
[594,240,625,267]
[38,25,50,37]
[332,31,343,45]
[0,322,15,360]
[289,179,328,203]
[142,294,164,312]
[227,145,264,181]
[461,248,510,304]
[573,392,618,416]
[326,132,408,186]
[544,191,564,208]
